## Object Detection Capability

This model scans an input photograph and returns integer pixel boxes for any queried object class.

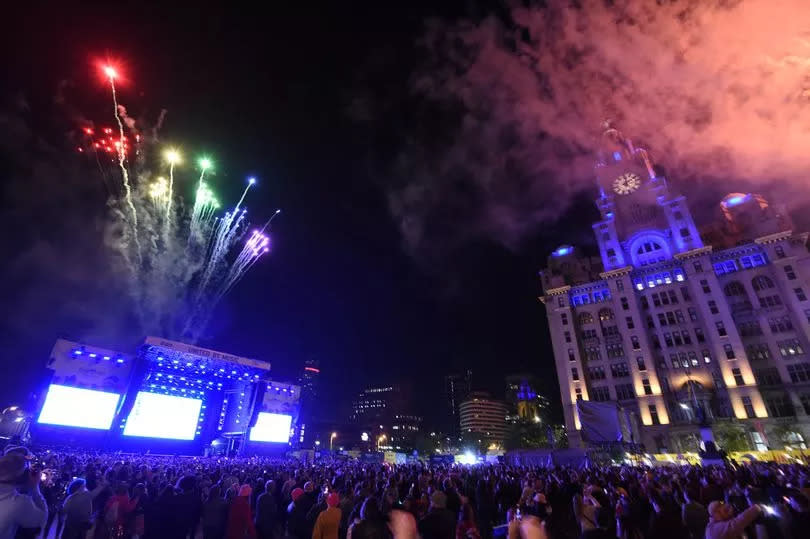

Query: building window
[561,313,568,325]
[564,331,571,343]
[752,275,775,291]
[724,281,746,297]
[647,315,655,329]
[778,339,805,357]
[682,331,692,345]
[754,367,782,386]
[588,366,606,380]
[679,227,690,238]
[688,307,698,321]
[741,396,756,418]
[796,288,808,302]
[652,293,661,307]
[681,287,691,301]
[702,349,713,363]
[738,320,763,337]
[610,362,630,378]
[665,312,676,325]
[675,310,685,324]
[591,386,611,402]
[616,279,624,291]
[621,297,630,311]
[648,405,660,425]
[800,394,810,415]
[775,245,785,258]
[768,316,794,333]
[616,383,635,400]
[686,351,697,366]
[746,343,771,361]
[694,261,704,273]
[657,313,667,326]
[606,343,625,358]
[668,290,679,304]
[805,309,810,323]
[712,370,724,388]
[578,312,594,325]
[695,328,706,343]
[574,387,583,400]
[701,279,711,294]
[598,308,615,321]
[642,378,652,395]
[625,316,635,329]
[673,332,683,346]
[732,367,744,385]
[631,336,641,350]
[787,363,810,383]
[663,333,673,347]
[602,325,619,337]
[637,357,647,371]
[568,349,576,362]
[585,347,601,361]
[759,295,783,308]
[716,322,727,337]
[651,335,661,349]
[725,344,736,360]
[765,394,794,418]
[670,353,680,369]
[785,265,797,280]
[707,301,719,314]
[581,329,598,339]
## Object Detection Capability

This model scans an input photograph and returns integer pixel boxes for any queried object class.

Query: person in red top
[456,503,480,539]
[103,484,139,539]
[226,484,257,539]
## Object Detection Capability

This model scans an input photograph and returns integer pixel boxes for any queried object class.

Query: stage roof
[141,337,270,371]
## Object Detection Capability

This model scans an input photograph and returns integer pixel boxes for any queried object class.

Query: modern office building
[539,125,810,452]
[445,371,472,435]
[459,391,508,444]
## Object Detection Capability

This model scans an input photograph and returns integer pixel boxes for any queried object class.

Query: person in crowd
[287,488,310,539]
[419,491,456,539]
[61,477,106,539]
[312,492,341,539]
[226,484,256,539]
[254,479,278,539]
[388,499,418,539]
[102,483,139,539]
[456,503,479,539]
[347,497,390,539]
[202,485,228,539]
[680,487,708,539]
[0,454,47,539]
[705,500,762,539]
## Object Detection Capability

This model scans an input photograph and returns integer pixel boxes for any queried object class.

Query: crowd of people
[0,445,809,539]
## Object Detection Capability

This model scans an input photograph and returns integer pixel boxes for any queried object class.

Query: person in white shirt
[0,454,47,539]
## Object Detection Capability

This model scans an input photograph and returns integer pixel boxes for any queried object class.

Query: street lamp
[330,432,337,451]
[377,434,387,450]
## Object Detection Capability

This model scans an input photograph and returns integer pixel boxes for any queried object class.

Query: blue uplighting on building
[553,245,573,257]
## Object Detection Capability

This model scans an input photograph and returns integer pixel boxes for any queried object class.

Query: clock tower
[592,123,703,271]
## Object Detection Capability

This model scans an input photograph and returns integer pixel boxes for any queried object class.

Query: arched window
[598,308,615,322]
[724,282,747,297]
[628,234,672,268]
[578,312,594,325]
[752,276,775,291]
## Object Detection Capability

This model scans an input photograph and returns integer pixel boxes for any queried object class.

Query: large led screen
[123,392,202,440]
[38,384,120,430]
[249,412,292,443]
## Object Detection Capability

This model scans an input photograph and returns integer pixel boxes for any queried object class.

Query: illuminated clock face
[613,172,641,195]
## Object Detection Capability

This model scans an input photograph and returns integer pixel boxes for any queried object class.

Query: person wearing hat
[287,488,309,539]
[705,500,761,539]
[418,490,455,539]
[312,492,341,539]
[0,453,47,539]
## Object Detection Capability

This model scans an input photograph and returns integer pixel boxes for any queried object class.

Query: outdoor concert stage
[32,338,300,455]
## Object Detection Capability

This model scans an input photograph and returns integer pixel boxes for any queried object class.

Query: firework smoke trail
[105,66,141,260]
[193,229,270,340]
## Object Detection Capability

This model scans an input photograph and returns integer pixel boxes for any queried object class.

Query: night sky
[0,3,577,425]
[6,2,804,427]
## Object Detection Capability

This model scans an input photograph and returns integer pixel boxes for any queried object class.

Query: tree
[504,418,552,450]
[712,422,750,452]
